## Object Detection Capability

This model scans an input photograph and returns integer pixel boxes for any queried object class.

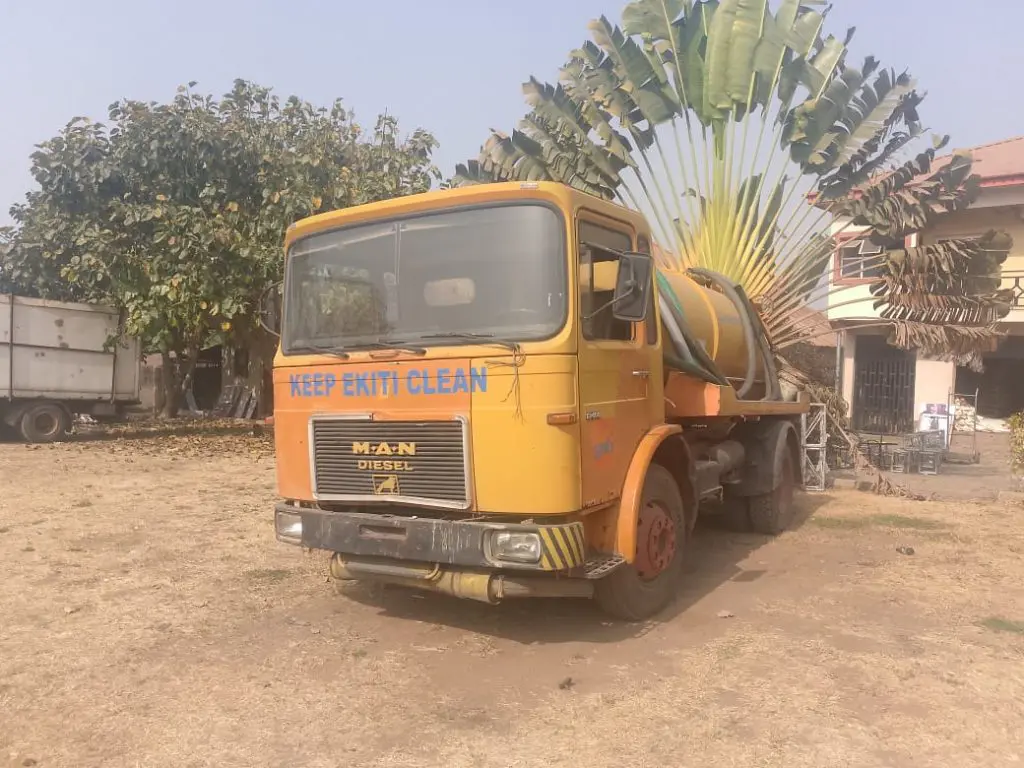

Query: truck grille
[310,418,469,508]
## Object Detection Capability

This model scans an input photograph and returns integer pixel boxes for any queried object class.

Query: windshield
[283,203,566,353]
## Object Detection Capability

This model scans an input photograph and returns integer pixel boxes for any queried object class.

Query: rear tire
[747,446,797,535]
[19,403,71,444]
[596,464,686,622]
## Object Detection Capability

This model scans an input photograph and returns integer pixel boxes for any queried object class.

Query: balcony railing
[1009,275,1024,308]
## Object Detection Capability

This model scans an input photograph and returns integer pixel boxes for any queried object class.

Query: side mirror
[259,281,283,337]
[612,252,653,323]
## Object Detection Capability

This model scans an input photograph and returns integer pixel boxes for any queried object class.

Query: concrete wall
[913,357,956,419]
[827,282,878,322]
[839,329,856,416]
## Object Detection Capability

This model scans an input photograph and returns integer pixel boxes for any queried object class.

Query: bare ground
[2,428,1024,768]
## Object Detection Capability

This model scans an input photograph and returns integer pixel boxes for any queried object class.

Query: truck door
[576,215,660,510]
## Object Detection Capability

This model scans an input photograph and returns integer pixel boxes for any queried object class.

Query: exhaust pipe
[329,555,594,603]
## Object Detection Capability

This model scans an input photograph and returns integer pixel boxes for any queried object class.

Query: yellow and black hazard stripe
[538,523,587,571]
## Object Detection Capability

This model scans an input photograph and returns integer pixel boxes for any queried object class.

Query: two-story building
[826,136,1024,433]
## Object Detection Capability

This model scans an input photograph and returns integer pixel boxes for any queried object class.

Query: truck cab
[272,181,803,620]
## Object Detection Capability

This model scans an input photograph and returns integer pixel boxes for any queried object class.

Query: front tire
[596,464,686,622]
[19,403,71,444]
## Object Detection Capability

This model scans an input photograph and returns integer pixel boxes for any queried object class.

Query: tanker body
[270,181,808,621]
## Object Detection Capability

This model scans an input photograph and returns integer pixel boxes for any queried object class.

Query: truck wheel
[596,464,686,622]
[19,403,71,444]
[747,446,797,535]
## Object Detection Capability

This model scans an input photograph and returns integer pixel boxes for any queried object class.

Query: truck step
[583,554,626,579]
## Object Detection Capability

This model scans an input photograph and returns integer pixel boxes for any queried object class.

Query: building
[825,136,1024,433]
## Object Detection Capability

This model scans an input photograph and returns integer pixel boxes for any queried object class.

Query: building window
[838,239,886,281]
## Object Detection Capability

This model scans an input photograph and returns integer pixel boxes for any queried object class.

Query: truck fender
[729,419,802,497]
[615,425,698,563]
[1,403,26,428]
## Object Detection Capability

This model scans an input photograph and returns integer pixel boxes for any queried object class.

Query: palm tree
[455,0,1012,368]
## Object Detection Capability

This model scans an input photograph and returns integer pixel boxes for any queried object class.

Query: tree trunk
[222,346,237,392]
[158,343,202,420]
[247,331,278,418]
[178,343,201,407]
[159,350,180,419]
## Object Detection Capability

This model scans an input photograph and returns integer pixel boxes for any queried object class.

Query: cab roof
[283,181,650,249]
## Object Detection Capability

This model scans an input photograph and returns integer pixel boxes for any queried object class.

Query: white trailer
[1,294,142,442]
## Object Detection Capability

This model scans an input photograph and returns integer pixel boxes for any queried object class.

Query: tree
[453,0,1012,368]
[1,80,440,416]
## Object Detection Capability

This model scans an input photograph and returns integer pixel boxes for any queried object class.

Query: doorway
[852,335,916,434]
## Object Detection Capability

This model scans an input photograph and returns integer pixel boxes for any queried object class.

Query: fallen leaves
[60,418,275,461]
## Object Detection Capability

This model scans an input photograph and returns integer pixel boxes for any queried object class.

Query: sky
[2,0,1023,225]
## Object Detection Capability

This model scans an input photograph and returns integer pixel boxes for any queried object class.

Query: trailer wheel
[596,464,686,622]
[747,446,797,535]
[19,403,71,444]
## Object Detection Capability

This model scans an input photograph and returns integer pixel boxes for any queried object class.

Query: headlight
[275,508,303,545]
[490,531,542,564]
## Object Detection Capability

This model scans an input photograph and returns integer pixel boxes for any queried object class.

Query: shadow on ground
[339,493,833,645]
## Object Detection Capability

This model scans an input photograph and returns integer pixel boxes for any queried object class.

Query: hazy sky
[2,0,1021,224]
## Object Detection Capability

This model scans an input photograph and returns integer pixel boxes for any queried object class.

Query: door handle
[632,369,651,379]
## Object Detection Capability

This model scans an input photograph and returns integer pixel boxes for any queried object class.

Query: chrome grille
[310,419,468,507]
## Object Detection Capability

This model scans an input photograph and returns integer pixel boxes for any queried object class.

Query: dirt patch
[2,432,1024,767]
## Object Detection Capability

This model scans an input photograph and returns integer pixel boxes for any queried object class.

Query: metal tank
[655,268,758,384]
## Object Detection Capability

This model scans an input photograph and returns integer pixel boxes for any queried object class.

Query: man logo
[372,475,400,495]
[352,442,417,456]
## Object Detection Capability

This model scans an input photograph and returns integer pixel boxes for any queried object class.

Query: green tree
[1,80,439,416]
[455,0,1012,368]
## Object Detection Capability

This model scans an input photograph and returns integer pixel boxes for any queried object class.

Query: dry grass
[981,617,1024,635]
[810,511,947,531]
[2,437,1024,768]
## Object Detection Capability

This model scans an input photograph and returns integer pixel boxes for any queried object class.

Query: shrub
[1008,412,1024,474]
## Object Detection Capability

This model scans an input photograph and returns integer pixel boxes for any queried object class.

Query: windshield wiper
[347,340,427,356]
[289,344,351,359]
[417,332,521,353]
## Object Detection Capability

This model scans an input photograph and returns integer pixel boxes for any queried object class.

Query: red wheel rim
[635,500,677,580]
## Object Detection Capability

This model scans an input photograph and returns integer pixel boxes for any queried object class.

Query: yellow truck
[271,181,808,620]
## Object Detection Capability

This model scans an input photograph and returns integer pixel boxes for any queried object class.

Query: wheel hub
[635,501,677,580]
[34,413,58,436]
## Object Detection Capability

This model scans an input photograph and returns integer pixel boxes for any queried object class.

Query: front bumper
[275,503,587,572]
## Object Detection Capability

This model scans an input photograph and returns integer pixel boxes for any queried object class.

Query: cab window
[579,221,634,342]
[636,235,658,345]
